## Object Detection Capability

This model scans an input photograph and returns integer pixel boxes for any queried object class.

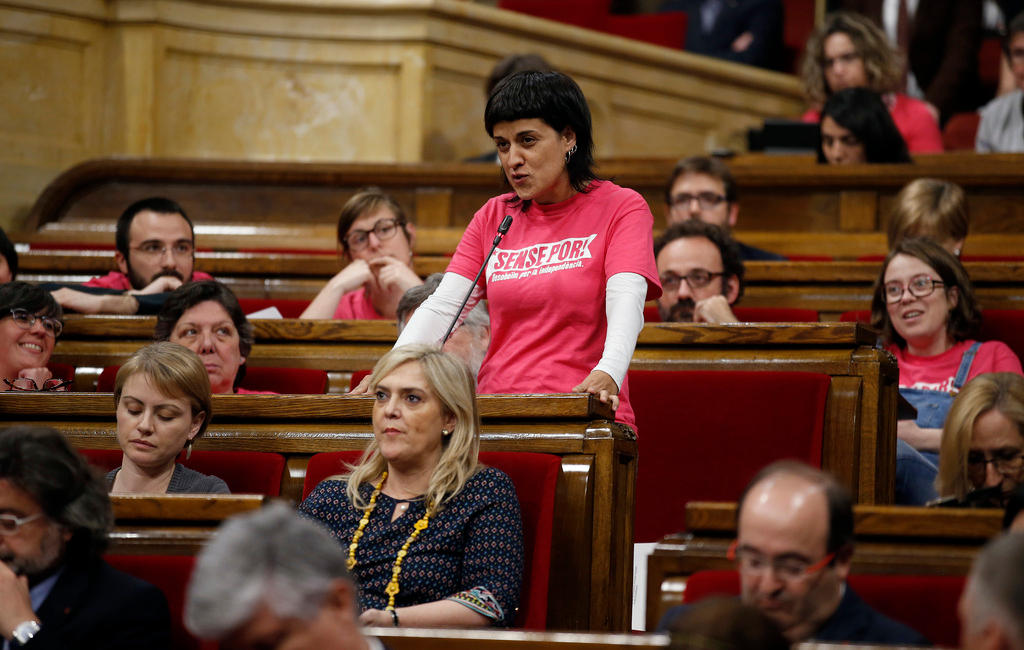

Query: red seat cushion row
[97,365,328,395]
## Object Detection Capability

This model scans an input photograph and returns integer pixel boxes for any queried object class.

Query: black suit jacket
[28,556,171,649]
[660,0,783,70]
[841,0,983,120]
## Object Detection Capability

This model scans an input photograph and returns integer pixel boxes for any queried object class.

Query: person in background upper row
[301,188,423,321]
[958,533,1024,650]
[839,0,983,124]
[937,372,1024,508]
[888,178,969,255]
[108,342,228,495]
[654,221,743,324]
[663,156,784,261]
[817,87,912,164]
[658,0,783,70]
[977,11,1024,153]
[801,11,943,153]
[397,273,491,378]
[376,70,661,427]
[0,227,18,283]
[0,282,66,392]
[870,238,1023,504]
[154,281,266,395]
[48,197,214,315]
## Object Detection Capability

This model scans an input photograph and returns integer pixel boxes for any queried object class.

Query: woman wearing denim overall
[871,239,1023,504]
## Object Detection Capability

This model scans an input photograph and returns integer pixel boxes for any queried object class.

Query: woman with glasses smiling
[0,282,67,392]
[301,187,423,320]
[870,238,1023,503]
[937,372,1024,508]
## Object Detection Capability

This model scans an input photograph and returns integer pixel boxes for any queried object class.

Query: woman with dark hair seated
[0,226,18,283]
[871,239,1023,503]
[109,341,228,494]
[818,87,912,164]
[301,345,522,627]
[936,373,1024,509]
[0,281,67,391]
[154,280,261,394]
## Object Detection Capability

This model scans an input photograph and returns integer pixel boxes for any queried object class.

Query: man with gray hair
[185,503,381,650]
[959,533,1024,650]
[397,273,490,376]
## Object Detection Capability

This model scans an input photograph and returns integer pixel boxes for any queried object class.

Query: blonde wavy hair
[937,373,1024,500]
[800,11,903,106]
[887,179,969,251]
[345,344,481,511]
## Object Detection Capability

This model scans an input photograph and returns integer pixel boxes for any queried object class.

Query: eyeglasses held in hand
[0,512,43,535]
[345,218,404,252]
[659,269,725,292]
[3,377,72,392]
[8,308,62,338]
[669,192,726,211]
[883,275,945,304]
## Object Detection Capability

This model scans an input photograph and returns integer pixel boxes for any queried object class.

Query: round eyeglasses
[8,308,62,338]
[883,275,945,304]
[345,218,404,252]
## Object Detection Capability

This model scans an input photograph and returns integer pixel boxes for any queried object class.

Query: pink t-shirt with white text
[333,287,385,320]
[446,181,660,427]
[887,339,1023,392]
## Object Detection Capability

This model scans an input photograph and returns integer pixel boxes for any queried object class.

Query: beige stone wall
[0,0,804,229]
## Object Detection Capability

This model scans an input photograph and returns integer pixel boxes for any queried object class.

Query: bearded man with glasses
[653,220,743,323]
[0,426,171,648]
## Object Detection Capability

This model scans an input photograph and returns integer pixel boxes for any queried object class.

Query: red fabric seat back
[839,310,871,324]
[104,554,209,650]
[46,362,76,384]
[303,450,559,629]
[349,369,372,391]
[644,305,819,323]
[782,0,816,73]
[497,0,610,30]
[978,310,1024,364]
[603,12,687,49]
[681,570,962,647]
[97,365,328,394]
[629,370,829,542]
[942,112,981,151]
[237,298,312,318]
[81,448,286,495]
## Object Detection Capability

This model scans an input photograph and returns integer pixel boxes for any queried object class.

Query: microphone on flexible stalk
[441,215,513,345]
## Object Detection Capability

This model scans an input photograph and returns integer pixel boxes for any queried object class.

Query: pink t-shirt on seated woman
[886,339,1023,392]
[446,181,661,428]
[332,286,384,320]
[803,92,943,154]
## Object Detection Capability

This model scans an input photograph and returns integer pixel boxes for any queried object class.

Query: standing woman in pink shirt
[370,71,661,428]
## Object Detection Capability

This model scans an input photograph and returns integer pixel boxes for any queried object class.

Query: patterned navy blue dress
[299,466,523,626]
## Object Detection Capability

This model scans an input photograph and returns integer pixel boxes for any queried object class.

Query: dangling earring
[441,429,451,437]
[185,440,193,460]
[565,143,577,164]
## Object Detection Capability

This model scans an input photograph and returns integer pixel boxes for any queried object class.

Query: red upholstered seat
[97,365,328,394]
[104,554,213,650]
[81,448,285,496]
[782,0,816,73]
[349,369,372,391]
[237,298,311,318]
[644,305,819,323]
[603,12,687,49]
[680,569,962,647]
[46,362,76,384]
[629,370,829,542]
[498,0,610,30]
[978,310,1024,365]
[839,310,871,324]
[942,112,981,151]
[302,450,559,629]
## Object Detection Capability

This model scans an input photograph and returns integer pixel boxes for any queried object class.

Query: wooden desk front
[0,392,634,633]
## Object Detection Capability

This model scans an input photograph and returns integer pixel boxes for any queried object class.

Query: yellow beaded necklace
[347,471,433,611]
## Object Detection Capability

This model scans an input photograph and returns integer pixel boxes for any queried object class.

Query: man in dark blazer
[660,0,784,69]
[840,0,983,122]
[0,426,171,649]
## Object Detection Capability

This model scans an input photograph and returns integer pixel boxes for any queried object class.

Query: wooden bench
[0,392,635,632]
[645,501,1002,631]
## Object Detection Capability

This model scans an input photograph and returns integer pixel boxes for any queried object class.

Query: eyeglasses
[345,218,404,252]
[883,275,945,303]
[1009,48,1024,64]
[669,192,727,211]
[131,241,195,258]
[728,540,837,582]
[821,51,860,69]
[3,377,72,392]
[0,512,42,535]
[967,449,1024,481]
[8,308,62,338]
[660,270,724,292]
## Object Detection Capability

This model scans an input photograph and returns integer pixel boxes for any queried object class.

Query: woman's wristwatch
[12,620,40,644]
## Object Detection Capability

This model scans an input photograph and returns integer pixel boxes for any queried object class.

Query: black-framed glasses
[967,449,1024,480]
[0,512,43,535]
[131,241,194,258]
[3,377,72,392]
[8,308,62,338]
[345,218,404,252]
[660,270,724,292]
[820,51,861,69]
[884,275,945,303]
[669,192,726,211]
